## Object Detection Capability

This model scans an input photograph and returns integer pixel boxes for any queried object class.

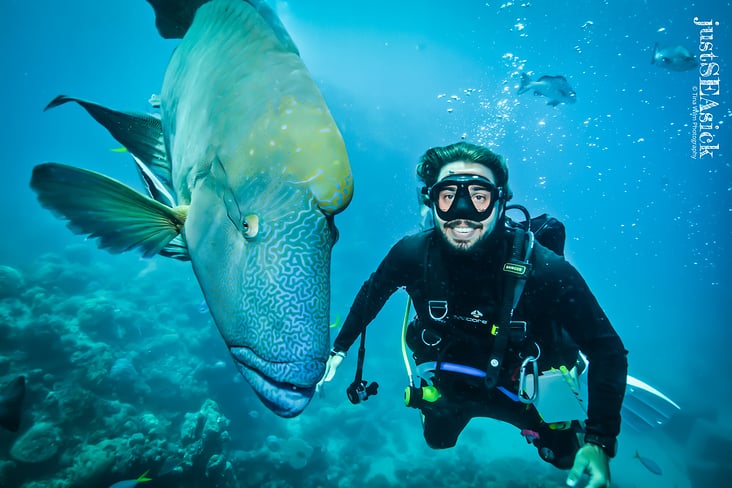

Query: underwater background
[1,0,730,487]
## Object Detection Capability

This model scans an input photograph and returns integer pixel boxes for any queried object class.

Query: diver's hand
[566,444,610,488]
[316,350,345,391]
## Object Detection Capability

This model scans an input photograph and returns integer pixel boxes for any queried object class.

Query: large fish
[30,0,353,417]
[517,73,576,107]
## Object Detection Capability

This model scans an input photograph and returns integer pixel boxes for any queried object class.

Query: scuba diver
[320,142,628,488]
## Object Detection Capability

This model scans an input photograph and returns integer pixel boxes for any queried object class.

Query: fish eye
[242,214,259,239]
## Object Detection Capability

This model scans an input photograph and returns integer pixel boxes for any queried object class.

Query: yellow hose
[401,295,414,386]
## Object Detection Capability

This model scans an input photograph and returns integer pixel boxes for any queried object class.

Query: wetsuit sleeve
[332,239,413,353]
[533,248,628,439]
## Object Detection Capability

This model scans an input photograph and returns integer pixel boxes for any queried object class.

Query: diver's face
[432,162,501,252]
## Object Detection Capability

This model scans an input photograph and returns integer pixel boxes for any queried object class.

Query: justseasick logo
[691,17,721,159]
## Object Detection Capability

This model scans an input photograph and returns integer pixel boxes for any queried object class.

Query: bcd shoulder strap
[484,206,535,388]
[484,210,567,387]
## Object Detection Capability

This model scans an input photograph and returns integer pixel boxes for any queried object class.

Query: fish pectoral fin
[45,95,174,199]
[159,235,191,262]
[30,163,188,258]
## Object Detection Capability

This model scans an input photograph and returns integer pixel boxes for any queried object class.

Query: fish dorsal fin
[45,95,174,199]
[147,0,299,54]
[245,0,299,55]
[146,0,210,39]
[30,163,188,258]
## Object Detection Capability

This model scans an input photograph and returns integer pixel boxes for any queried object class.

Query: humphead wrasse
[30,0,353,417]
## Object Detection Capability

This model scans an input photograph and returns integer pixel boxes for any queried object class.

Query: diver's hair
[416,141,513,205]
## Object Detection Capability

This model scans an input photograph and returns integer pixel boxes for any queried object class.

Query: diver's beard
[439,219,490,252]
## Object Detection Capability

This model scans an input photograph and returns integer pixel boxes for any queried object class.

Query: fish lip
[230,346,324,386]
[236,361,315,418]
[229,347,322,418]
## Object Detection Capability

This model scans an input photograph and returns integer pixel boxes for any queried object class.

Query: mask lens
[436,186,458,212]
[436,185,492,212]
[467,185,492,212]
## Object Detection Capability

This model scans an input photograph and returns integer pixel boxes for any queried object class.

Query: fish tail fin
[517,73,532,94]
[137,469,153,482]
[30,163,188,258]
[0,376,26,432]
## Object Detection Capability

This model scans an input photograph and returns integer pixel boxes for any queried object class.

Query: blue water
[1,0,730,487]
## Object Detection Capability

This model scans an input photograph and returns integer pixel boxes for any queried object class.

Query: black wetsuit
[333,227,628,468]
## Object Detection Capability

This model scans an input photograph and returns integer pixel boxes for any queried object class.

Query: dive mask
[428,174,504,222]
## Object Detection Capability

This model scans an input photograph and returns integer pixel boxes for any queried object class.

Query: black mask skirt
[428,174,504,222]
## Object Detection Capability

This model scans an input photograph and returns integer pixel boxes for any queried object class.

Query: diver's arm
[563,269,627,443]
[541,250,628,444]
[321,267,396,386]
[332,275,392,353]
[332,239,411,353]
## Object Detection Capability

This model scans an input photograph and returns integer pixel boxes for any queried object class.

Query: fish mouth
[229,346,322,418]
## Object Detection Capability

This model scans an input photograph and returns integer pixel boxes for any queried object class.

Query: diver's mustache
[445,219,483,229]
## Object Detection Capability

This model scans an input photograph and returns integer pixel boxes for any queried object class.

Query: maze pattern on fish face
[232,179,334,385]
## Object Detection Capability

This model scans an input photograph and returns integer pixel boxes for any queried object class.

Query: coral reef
[0,265,24,298]
[0,244,695,488]
[9,422,62,463]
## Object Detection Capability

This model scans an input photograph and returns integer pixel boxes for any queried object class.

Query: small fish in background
[0,375,26,432]
[109,470,152,488]
[517,73,577,106]
[651,43,698,72]
[634,450,663,475]
[198,300,209,314]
